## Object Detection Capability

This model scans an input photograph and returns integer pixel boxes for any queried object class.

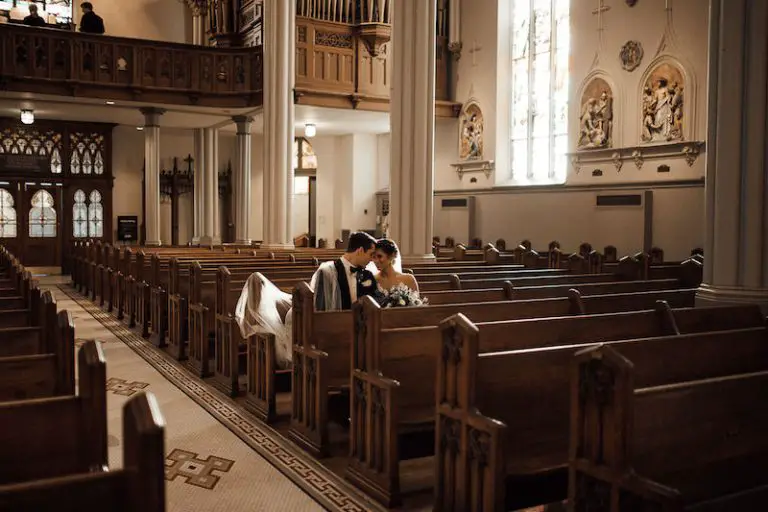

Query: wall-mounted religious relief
[577,78,613,150]
[620,41,643,72]
[459,101,484,160]
[641,63,684,143]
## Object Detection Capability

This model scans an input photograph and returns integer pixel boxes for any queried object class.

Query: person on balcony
[79,2,105,34]
[23,4,47,27]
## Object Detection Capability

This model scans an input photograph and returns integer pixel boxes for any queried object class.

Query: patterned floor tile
[50,282,383,512]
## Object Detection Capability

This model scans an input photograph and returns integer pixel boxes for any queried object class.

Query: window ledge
[451,160,495,180]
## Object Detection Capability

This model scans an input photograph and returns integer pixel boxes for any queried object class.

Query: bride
[233,238,422,368]
[373,239,420,294]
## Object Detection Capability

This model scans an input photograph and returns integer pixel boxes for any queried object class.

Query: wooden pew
[214,264,570,398]
[0,392,165,512]
[432,320,768,512]
[0,302,75,402]
[568,344,768,511]
[290,284,696,458]
[0,340,107,485]
[347,296,738,505]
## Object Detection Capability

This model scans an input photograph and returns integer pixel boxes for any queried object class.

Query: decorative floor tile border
[58,285,384,512]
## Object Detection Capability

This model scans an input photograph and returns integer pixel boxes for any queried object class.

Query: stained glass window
[68,132,105,175]
[0,189,17,238]
[510,0,570,184]
[88,189,103,237]
[29,190,57,238]
[73,189,87,238]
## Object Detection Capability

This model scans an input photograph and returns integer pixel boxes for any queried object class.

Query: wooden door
[23,183,62,266]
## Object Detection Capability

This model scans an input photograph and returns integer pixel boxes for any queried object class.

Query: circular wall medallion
[620,40,644,72]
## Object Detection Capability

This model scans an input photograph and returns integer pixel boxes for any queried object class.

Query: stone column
[389,0,437,263]
[233,116,253,244]
[261,0,295,249]
[192,7,206,45]
[200,127,220,245]
[140,107,164,246]
[698,0,768,310]
[192,129,205,245]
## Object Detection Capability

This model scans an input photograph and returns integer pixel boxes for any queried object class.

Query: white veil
[234,272,293,368]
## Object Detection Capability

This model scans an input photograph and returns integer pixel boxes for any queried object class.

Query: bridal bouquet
[379,283,428,308]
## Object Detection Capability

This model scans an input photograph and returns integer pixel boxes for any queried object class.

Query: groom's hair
[347,231,376,253]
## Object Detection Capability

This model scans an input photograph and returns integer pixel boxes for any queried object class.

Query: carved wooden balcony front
[0,24,263,108]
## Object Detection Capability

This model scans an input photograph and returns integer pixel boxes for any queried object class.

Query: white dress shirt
[340,256,358,303]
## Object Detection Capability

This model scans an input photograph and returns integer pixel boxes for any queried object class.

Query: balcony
[0,24,263,108]
[293,0,459,118]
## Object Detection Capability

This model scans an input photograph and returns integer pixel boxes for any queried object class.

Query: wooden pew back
[434,325,768,511]
[570,344,768,510]
[0,392,165,512]
[0,341,107,485]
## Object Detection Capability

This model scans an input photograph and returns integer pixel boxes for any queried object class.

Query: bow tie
[350,266,364,274]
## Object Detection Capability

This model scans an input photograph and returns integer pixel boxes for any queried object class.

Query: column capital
[140,107,166,127]
[232,115,254,134]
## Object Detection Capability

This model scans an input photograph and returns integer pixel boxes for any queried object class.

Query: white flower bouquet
[379,283,427,308]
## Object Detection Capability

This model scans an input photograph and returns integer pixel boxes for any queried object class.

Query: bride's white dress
[233,261,417,368]
[234,273,293,369]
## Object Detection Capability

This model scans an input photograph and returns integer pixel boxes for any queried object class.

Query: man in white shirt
[311,232,377,311]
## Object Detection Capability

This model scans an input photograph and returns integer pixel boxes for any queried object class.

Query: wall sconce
[20,109,34,125]
[305,123,316,138]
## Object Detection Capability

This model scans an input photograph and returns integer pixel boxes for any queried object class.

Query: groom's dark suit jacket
[333,259,377,310]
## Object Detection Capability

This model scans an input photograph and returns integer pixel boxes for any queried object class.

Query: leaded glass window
[69,132,106,175]
[88,190,103,238]
[29,190,57,238]
[73,189,87,238]
[510,0,570,184]
[0,189,17,238]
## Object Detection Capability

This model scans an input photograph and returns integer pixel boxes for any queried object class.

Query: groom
[312,232,378,311]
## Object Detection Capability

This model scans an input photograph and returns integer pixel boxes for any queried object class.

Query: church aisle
[37,275,344,512]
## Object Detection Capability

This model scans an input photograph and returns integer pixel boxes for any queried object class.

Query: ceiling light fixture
[20,109,34,125]
[305,123,316,138]
[136,126,144,131]
[105,101,115,105]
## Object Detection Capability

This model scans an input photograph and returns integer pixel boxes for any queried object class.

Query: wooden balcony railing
[294,0,458,117]
[0,24,263,108]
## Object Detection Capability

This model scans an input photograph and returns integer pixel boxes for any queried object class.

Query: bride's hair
[376,238,399,258]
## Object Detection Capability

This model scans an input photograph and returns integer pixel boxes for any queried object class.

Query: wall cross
[468,40,483,67]
[592,0,611,34]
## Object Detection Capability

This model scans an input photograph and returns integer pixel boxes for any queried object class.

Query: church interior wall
[73,0,191,43]
[112,126,237,245]
[424,0,708,258]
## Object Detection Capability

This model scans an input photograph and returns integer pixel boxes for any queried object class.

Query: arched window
[0,189,17,238]
[29,190,57,238]
[73,189,88,238]
[510,0,570,184]
[88,190,104,238]
[72,189,104,238]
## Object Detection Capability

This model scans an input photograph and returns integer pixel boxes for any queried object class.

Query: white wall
[437,184,703,262]
[442,0,708,188]
[425,0,709,258]
[74,0,191,43]
[112,126,236,245]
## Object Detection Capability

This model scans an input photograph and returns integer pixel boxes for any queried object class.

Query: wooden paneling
[0,25,263,108]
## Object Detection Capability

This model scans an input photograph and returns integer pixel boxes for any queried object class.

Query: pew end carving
[434,313,507,512]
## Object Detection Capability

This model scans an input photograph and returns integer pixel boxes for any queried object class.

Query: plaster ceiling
[0,92,391,136]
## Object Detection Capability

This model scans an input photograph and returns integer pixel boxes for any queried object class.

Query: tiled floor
[42,274,325,512]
